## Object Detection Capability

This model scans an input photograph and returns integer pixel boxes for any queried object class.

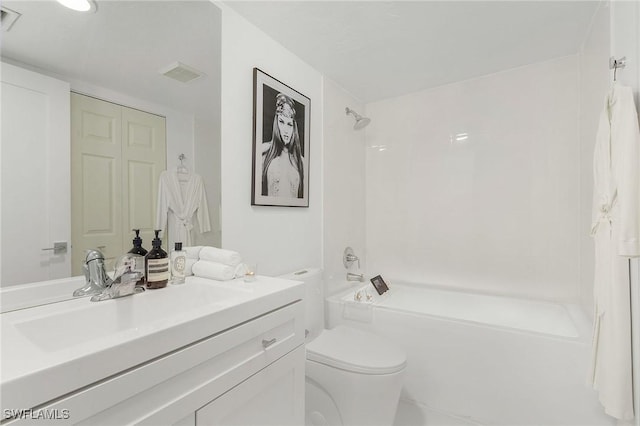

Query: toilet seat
[306,325,406,375]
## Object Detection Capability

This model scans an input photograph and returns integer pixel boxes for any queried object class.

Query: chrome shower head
[345,107,371,130]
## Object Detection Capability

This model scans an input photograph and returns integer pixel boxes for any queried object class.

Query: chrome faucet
[347,272,364,282]
[73,249,113,297]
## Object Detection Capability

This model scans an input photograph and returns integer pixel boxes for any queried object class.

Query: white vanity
[1,276,305,425]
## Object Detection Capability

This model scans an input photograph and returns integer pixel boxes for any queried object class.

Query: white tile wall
[322,79,366,295]
[365,56,581,301]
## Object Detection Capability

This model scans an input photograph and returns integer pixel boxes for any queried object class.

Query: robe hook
[609,56,626,82]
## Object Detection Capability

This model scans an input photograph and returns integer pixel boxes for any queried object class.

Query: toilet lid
[306,326,407,375]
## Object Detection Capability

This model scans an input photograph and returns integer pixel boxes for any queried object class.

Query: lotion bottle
[170,242,187,285]
[145,230,169,289]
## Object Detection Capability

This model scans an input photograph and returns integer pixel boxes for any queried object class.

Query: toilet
[280,268,406,426]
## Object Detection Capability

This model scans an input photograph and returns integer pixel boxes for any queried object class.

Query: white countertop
[0,275,304,411]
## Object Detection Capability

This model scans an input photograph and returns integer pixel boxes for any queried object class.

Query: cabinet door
[196,346,305,426]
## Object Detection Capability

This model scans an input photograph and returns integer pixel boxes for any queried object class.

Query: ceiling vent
[159,62,204,84]
[1,6,21,32]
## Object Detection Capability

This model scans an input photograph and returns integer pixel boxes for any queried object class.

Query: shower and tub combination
[325,277,614,426]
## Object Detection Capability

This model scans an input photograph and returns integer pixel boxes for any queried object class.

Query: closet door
[71,93,123,274]
[71,94,166,275]
[122,107,166,253]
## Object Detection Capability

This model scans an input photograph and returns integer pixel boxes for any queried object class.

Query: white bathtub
[326,282,613,426]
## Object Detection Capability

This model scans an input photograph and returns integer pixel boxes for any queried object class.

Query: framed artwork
[252,68,310,207]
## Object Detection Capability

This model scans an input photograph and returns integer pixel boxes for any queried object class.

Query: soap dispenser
[128,229,148,287]
[145,230,169,289]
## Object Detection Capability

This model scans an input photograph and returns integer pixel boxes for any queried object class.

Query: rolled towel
[199,246,242,267]
[185,246,204,260]
[185,258,197,276]
[192,260,236,281]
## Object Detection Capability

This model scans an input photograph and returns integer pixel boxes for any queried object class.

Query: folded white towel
[185,246,204,260]
[185,258,197,276]
[199,246,242,267]
[192,260,236,281]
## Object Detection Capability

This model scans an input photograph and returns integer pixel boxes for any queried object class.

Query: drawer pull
[262,338,277,349]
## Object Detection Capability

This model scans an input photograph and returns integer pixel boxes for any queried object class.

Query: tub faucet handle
[343,247,361,269]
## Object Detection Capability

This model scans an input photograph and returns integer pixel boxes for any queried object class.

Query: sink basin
[13,282,244,352]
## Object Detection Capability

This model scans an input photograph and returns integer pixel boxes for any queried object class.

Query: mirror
[1,0,222,288]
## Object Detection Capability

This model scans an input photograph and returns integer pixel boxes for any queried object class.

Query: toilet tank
[278,268,324,340]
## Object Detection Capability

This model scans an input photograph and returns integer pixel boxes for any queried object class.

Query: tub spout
[347,272,364,282]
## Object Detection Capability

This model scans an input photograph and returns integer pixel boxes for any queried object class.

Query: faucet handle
[85,249,105,263]
[343,247,361,269]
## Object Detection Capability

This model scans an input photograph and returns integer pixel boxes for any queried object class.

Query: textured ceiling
[226,1,600,102]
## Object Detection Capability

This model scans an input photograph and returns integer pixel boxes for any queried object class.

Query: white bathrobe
[156,169,211,248]
[590,84,640,421]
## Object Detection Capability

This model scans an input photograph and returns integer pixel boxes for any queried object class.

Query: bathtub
[326,282,614,426]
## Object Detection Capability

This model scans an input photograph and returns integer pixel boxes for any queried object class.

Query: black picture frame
[370,275,390,295]
[252,68,310,207]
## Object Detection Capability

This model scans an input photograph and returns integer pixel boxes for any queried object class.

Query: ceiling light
[450,132,470,144]
[56,0,96,13]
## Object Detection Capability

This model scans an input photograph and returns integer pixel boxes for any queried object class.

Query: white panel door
[71,93,122,274]
[122,106,166,252]
[1,62,70,286]
[71,94,166,275]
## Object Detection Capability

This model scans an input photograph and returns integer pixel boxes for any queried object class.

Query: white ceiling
[226,1,600,103]
[1,1,599,109]
[1,0,221,118]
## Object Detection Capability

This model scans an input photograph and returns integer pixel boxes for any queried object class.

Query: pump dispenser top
[129,229,148,256]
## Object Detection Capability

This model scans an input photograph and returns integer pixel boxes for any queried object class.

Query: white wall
[219,4,323,276]
[193,7,222,248]
[578,2,611,316]
[365,56,581,302]
[322,79,366,295]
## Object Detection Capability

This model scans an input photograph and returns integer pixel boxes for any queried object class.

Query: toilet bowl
[280,269,406,426]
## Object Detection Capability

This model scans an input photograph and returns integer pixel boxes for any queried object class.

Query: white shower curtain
[589,84,640,421]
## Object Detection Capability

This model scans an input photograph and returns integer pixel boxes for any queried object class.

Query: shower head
[345,107,371,130]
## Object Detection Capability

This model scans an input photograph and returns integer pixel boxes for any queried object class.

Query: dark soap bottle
[145,230,169,289]
[128,229,148,287]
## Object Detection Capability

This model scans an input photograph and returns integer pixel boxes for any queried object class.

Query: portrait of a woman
[252,68,310,207]
[261,93,305,198]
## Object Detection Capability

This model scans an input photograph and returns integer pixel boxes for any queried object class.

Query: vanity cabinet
[195,347,304,426]
[4,297,305,425]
